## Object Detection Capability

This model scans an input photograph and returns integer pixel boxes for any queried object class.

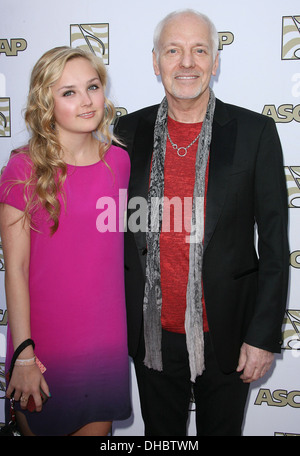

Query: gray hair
[153,9,219,60]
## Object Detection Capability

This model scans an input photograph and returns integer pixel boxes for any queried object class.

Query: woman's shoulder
[1,146,33,180]
[6,146,32,168]
[107,143,129,158]
[105,144,130,188]
[106,144,130,168]
[0,146,33,210]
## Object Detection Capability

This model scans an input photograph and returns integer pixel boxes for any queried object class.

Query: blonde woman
[0,46,131,436]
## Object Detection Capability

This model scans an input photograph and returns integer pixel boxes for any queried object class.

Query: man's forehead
[159,24,211,50]
[162,14,208,32]
[159,16,210,42]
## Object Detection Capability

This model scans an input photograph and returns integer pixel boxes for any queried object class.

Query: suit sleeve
[244,117,289,353]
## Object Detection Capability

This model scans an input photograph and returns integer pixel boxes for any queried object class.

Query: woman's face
[51,57,105,139]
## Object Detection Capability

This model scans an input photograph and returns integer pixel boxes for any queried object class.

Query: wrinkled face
[51,57,105,139]
[153,14,219,103]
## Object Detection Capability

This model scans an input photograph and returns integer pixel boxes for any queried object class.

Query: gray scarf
[143,89,216,382]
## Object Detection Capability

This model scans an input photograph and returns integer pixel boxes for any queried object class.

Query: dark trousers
[134,330,249,436]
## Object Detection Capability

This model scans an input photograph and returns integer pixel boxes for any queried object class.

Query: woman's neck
[59,134,101,166]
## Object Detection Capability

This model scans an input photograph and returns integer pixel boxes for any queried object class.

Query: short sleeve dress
[0,145,131,435]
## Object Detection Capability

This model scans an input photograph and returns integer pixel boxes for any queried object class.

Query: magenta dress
[0,145,131,435]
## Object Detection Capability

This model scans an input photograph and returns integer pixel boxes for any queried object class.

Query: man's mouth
[175,75,199,80]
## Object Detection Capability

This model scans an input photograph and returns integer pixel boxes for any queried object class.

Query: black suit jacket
[114,98,289,373]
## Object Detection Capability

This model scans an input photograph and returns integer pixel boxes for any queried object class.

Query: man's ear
[152,50,160,76]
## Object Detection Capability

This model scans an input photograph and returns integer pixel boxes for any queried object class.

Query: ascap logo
[275,432,300,436]
[282,16,300,60]
[285,166,300,208]
[70,23,109,64]
[0,363,5,400]
[218,32,234,50]
[0,241,4,271]
[0,38,27,56]
[290,251,300,268]
[113,107,128,125]
[0,309,7,364]
[255,389,300,407]
[0,309,7,327]
[282,310,300,352]
[262,104,300,123]
[0,98,11,137]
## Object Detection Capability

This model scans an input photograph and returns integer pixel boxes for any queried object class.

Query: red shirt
[160,116,209,333]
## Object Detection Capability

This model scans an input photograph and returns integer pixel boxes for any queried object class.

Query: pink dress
[0,145,131,435]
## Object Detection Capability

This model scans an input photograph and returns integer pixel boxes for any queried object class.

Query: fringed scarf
[143,89,216,382]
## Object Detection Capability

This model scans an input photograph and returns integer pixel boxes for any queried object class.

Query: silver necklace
[167,129,201,157]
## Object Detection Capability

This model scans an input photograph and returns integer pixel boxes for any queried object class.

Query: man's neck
[166,90,210,123]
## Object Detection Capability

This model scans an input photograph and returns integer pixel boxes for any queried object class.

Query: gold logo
[274,432,300,436]
[70,23,109,64]
[290,251,300,269]
[0,98,11,137]
[262,104,300,123]
[218,32,234,50]
[282,16,300,60]
[0,39,27,57]
[255,389,300,407]
[0,363,6,401]
[0,241,4,271]
[285,166,300,208]
[282,310,300,351]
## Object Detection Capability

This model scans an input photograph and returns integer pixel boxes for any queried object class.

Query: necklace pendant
[167,128,201,158]
[177,147,188,157]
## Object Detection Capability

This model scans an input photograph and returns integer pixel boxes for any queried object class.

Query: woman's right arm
[0,203,49,411]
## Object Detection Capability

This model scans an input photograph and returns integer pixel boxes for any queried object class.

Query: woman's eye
[63,90,74,97]
[88,84,99,91]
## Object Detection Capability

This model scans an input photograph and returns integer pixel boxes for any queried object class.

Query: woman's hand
[6,363,50,412]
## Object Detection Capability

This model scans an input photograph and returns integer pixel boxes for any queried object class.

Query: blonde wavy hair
[17,46,118,234]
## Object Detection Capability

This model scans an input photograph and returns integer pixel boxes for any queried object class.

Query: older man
[114,9,289,436]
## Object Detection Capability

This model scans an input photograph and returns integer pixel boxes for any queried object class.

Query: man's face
[153,14,219,104]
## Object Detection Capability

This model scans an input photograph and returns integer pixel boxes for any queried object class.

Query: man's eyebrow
[163,41,209,48]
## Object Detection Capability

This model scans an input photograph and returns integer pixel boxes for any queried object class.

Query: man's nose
[180,50,195,67]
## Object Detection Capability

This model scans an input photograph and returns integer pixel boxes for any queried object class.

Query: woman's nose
[81,91,92,106]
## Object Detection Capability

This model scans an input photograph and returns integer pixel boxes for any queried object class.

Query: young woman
[0,46,131,436]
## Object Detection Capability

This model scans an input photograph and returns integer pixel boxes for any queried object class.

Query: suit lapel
[204,100,237,251]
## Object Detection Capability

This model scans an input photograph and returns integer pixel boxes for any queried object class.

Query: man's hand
[236,343,274,383]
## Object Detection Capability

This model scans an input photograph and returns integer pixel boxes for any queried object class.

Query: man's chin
[171,86,203,101]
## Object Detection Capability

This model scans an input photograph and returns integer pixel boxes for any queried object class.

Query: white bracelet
[15,356,36,366]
